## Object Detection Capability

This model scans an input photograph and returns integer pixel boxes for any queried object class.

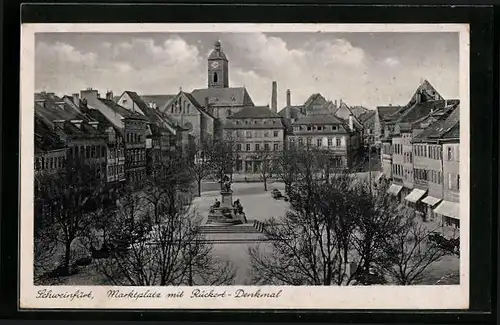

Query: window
[255,144,261,151]
[264,131,270,137]
[457,174,460,190]
[246,131,252,138]
[298,138,303,145]
[86,146,90,158]
[317,139,322,147]
[246,144,251,151]
[273,131,279,137]
[307,137,312,145]
[264,143,270,151]
[91,146,96,158]
[448,174,452,189]
[307,126,312,131]
[336,138,341,147]
[213,72,218,83]
[236,144,242,151]
[274,143,279,151]
[328,138,333,147]
[317,126,322,131]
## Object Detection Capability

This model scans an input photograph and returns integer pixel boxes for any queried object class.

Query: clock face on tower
[210,61,220,69]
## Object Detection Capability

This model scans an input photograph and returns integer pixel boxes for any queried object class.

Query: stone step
[199,221,266,234]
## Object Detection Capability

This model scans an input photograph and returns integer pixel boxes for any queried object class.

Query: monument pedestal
[206,190,247,225]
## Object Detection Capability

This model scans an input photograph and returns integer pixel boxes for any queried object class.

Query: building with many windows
[224,105,285,173]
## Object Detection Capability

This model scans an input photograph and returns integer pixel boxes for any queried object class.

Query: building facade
[288,114,360,169]
[224,106,285,173]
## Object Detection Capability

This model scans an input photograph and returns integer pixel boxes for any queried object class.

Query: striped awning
[387,184,403,196]
[422,196,442,206]
[433,200,460,220]
[405,189,427,203]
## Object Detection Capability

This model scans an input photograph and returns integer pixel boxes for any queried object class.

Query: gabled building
[80,88,148,186]
[412,104,460,227]
[358,110,376,146]
[163,91,217,144]
[35,91,108,181]
[34,115,67,175]
[224,105,286,173]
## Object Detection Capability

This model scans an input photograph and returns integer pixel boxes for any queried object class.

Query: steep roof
[141,94,176,110]
[441,122,459,139]
[377,105,402,122]
[123,91,150,113]
[397,100,447,124]
[277,106,305,119]
[413,104,460,143]
[98,98,146,120]
[190,87,254,108]
[35,116,66,152]
[350,105,370,118]
[228,105,281,119]
[359,110,376,123]
[303,93,327,109]
[35,92,90,123]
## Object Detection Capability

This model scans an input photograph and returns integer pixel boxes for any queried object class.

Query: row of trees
[246,145,459,286]
[34,151,236,285]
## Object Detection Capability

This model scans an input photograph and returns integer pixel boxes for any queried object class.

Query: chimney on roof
[286,89,291,107]
[389,103,392,106]
[334,100,338,108]
[340,98,343,106]
[271,81,278,113]
[80,88,99,102]
[72,93,80,106]
[106,91,113,100]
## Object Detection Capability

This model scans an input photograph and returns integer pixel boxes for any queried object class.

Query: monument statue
[222,174,232,192]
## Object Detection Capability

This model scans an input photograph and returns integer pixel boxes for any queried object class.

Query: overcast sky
[35,32,459,109]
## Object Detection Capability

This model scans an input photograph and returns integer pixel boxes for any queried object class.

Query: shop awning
[422,196,442,206]
[387,184,403,196]
[405,189,427,203]
[433,200,460,220]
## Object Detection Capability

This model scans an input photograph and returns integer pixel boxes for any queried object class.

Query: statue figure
[222,174,232,192]
[233,199,243,214]
[214,199,221,208]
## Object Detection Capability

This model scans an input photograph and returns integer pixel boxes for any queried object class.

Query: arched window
[187,103,190,114]
[214,72,218,83]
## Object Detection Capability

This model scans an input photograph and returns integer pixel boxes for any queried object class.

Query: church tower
[208,40,229,88]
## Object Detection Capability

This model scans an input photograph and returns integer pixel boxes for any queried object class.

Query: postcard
[20,23,469,309]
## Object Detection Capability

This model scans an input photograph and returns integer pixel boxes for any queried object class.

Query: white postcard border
[20,23,470,310]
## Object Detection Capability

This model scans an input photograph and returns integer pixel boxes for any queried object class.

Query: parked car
[271,189,282,199]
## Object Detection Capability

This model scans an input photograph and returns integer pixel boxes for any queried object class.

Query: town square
[32,31,461,287]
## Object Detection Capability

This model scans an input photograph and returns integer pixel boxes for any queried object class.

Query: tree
[93,178,236,286]
[209,137,236,190]
[248,173,359,285]
[189,139,215,197]
[36,157,106,275]
[274,142,300,195]
[253,147,275,191]
[378,216,451,285]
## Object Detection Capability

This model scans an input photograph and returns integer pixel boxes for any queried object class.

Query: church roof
[228,105,281,119]
[190,87,254,108]
[208,40,228,61]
